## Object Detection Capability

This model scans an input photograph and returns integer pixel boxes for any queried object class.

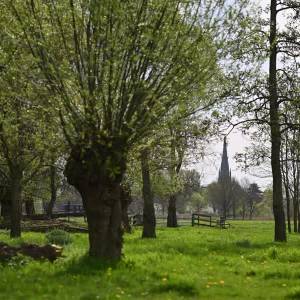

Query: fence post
[192,214,194,226]
[210,216,211,227]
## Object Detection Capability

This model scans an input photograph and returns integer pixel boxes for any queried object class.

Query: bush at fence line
[45,229,72,246]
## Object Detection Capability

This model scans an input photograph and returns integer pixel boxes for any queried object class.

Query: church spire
[218,136,230,182]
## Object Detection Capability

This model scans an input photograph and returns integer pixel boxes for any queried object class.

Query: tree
[268,0,285,242]
[190,192,207,213]
[140,148,156,238]
[0,43,58,236]
[6,0,251,259]
[229,0,300,241]
[258,187,273,218]
[246,183,263,219]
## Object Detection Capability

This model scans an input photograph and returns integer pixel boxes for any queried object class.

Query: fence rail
[23,202,86,221]
[192,213,230,229]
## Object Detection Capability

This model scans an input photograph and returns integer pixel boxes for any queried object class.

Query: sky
[190,0,288,190]
[191,131,272,189]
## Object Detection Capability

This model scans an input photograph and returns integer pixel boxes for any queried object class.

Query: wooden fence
[192,213,230,229]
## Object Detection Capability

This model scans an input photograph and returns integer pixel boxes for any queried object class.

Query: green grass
[1,221,300,299]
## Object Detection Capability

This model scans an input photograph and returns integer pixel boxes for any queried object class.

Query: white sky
[191,0,288,190]
[191,131,272,189]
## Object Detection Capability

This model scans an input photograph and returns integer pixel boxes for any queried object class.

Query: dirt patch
[0,242,63,262]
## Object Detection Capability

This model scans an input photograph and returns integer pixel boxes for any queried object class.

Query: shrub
[45,229,72,246]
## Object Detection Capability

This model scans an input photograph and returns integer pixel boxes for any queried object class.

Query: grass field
[1,221,300,299]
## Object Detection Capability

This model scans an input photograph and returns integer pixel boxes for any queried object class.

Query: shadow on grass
[58,254,119,276]
[207,240,280,254]
[150,281,198,297]
[127,236,279,259]
[286,289,300,299]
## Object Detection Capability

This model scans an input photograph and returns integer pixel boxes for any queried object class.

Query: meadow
[1,221,300,300]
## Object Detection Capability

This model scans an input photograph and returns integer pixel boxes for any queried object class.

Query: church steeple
[218,136,231,182]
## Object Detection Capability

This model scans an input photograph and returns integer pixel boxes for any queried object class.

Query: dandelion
[220,280,225,285]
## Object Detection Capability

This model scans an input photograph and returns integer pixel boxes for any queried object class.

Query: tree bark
[10,170,23,238]
[269,0,286,242]
[65,142,126,260]
[167,195,178,227]
[47,164,57,218]
[140,149,156,238]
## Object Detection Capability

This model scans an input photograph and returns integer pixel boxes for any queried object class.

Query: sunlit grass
[1,221,300,299]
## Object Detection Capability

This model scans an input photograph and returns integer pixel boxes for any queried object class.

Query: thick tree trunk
[84,188,122,258]
[65,142,126,260]
[25,200,35,217]
[167,195,178,227]
[10,171,23,238]
[47,165,57,218]
[140,149,156,238]
[269,0,286,242]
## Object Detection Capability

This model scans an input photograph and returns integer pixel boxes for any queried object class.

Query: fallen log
[0,242,63,262]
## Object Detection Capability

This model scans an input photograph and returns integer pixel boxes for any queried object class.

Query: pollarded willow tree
[6,0,248,259]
